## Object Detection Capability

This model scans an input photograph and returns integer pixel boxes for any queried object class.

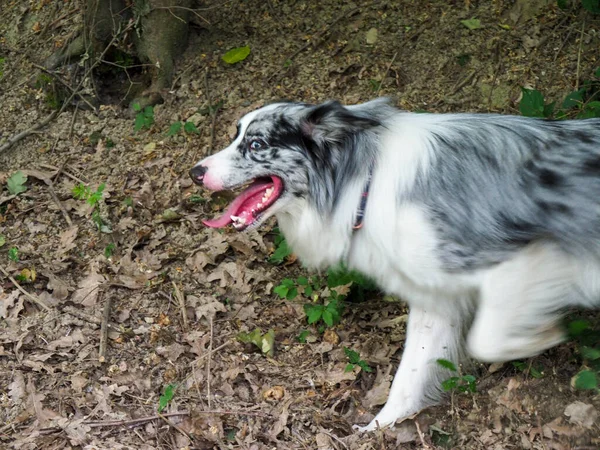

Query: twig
[207,317,213,409]
[0,266,51,311]
[157,412,194,441]
[152,6,210,24]
[449,70,477,96]
[575,17,586,91]
[99,295,111,363]
[203,70,220,154]
[40,163,87,184]
[31,63,97,112]
[0,22,133,154]
[376,51,398,97]
[47,185,73,226]
[68,103,79,139]
[414,420,431,449]
[0,110,59,154]
[320,429,349,449]
[172,281,188,331]
[62,304,120,331]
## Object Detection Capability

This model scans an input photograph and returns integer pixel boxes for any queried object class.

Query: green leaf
[305,304,323,324]
[436,358,458,371]
[562,89,585,109]
[345,363,355,373]
[520,88,547,118]
[460,18,481,30]
[273,284,289,299]
[0,235,5,247]
[441,377,459,391]
[582,0,600,13]
[269,237,292,264]
[574,370,598,390]
[568,319,591,337]
[184,121,201,134]
[297,330,310,343]
[296,276,308,286]
[6,171,27,195]
[580,346,600,360]
[358,360,373,373]
[8,247,19,262]
[167,121,182,137]
[529,366,543,379]
[134,113,146,131]
[104,243,116,258]
[262,329,275,357]
[132,102,142,112]
[222,46,251,64]
[556,0,569,10]
[158,384,176,412]
[578,101,600,119]
[344,347,360,364]
[72,183,90,200]
[286,287,298,300]
[322,309,334,327]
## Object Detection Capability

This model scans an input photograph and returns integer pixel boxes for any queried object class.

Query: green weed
[8,247,18,262]
[72,183,110,232]
[6,171,27,195]
[344,347,373,373]
[158,384,176,412]
[568,319,600,391]
[166,121,201,137]
[269,227,292,264]
[437,359,477,393]
[133,103,155,131]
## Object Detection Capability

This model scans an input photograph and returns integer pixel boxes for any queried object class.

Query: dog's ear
[301,101,380,144]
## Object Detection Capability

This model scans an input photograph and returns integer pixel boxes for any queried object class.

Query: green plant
[344,347,373,373]
[6,171,27,195]
[72,183,110,232]
[269,227,292,264]
[520,68,600,120]
[158,384,176,412]
[237,328,275,357]
[437,359,477,393]
[0,235,5,247]
[460,18,481,30]
[0,57,5,78]
[104,243,116,258]
[512,360,543,379]
[166,121,201,137]
[297,330,310,343]
[222,46,251,64]
[8,247,18,262]
[568,319,600,391]
[133,103,155,131]
[304,298,344,327]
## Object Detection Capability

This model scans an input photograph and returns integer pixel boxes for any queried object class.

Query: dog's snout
[189,165,208,185]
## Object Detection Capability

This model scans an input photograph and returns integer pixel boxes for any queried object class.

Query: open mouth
[202,176,284,230]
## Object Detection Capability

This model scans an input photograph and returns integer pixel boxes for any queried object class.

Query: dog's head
[190,99,387,231]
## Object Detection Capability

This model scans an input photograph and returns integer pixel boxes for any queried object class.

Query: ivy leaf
[158,384,176,412]
[460,18,481,30]
[167,121,182,137]
[441,377,459,391]
[305,304,323,324]
[436,358,458,371]
[574,370,598,390]
[7,171,27,195]
[273,284,289,299]
[222,46,251,64]
[520,88,546,118]
[322,309,334,327]
[184,121,201,134]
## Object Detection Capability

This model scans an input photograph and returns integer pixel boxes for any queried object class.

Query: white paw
[353,410,398,433]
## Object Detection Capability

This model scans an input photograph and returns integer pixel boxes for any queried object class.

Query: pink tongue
[202,179,273,228]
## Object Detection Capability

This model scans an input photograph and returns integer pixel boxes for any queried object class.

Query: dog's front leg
[356,305,467,432]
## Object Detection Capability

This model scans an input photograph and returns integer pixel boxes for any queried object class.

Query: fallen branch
[98,294,111,363]
[0,266,51,311]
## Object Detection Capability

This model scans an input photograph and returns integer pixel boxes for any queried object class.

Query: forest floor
[1,0,600,449]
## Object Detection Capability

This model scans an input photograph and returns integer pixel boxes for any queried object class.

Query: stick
[157,412,194,441]
[98,295,111,363]
[203,70,220,154]
[47,184,73,226]
[0,266,50,311]
[575,17,586,91]
[172,281,188,331]
[62,304,120,332]
[31,63,97,112]
[207,317,213,409]
[0,111,59,154]
[40,164,87,184]
[376,51,398,97]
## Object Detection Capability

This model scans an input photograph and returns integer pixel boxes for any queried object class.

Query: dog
[190,98,600,431]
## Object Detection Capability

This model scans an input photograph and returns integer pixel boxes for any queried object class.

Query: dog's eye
[249,140,264,151]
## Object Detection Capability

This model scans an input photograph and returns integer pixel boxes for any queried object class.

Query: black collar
[352,166,374,230]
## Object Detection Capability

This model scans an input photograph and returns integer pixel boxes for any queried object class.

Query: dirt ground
[1,0,600,449]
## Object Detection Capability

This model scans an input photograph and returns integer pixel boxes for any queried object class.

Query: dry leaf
[0,290,21,318]
[156,343,188,361]
[71,266,105,306]
[8,371,26,404]
[263,385,285,401]
[564,401,598,429]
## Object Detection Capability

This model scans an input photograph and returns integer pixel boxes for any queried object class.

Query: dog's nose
[189,165,208,185]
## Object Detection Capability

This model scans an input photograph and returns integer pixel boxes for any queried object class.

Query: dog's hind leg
[356,304,469,432]
[467,243,580,363]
